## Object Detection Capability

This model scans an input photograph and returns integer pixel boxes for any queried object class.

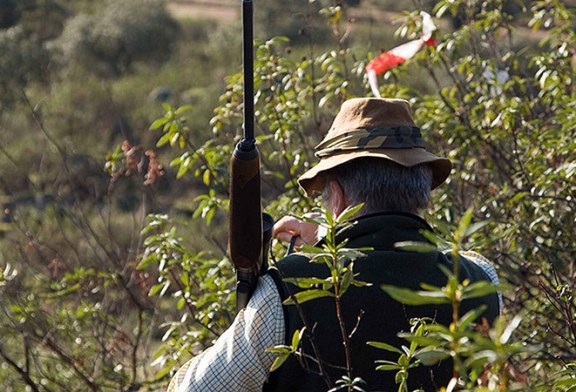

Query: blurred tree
[0,0,17,28]
[0,26,48,108]
[52,0,179,77]
[0,0,68,38]
[255,0,331,43]
[0,0,68,109]
[16,0,69,40]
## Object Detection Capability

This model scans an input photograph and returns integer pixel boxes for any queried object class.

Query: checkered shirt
[167,274,284,392]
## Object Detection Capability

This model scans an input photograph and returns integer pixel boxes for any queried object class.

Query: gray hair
[321,157,433,214]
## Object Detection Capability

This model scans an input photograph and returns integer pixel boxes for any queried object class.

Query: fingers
[273,216,319,246]
[272,216,302,241]
[274,229,300,244]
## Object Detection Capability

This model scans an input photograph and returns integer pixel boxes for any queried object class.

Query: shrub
[52,0,180,77]
[145,0,576,389]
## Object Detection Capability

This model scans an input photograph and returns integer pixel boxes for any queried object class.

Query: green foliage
[143,1,576,389]
[368,319,430,392]
[0,198,162,390]
[138,214,234,379]
[371,212,532,391]
[268,205,372,390]
[416,0,576,373]
[267,327,307,372]
[553,363,576,391]
[284,204,371,305]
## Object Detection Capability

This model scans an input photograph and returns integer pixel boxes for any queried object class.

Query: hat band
[315,126,424,158]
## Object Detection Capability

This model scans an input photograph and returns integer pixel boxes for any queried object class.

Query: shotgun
[229,0,273,313]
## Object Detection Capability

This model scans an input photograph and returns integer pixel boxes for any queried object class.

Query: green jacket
[264,212,500,392]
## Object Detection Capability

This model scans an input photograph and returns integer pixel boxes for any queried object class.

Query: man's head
[298,97,451,215]
[321,158,433,215]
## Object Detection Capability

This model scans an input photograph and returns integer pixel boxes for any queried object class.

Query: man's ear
[328,180,347,217]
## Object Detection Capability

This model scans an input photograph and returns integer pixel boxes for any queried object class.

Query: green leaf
[266,346,292,354]
[337,203,364,223]
[462,281,499,300]
[399,334,442,347]
[180,272,190,287]
[270,353,290,372]
[419,283,442,291]
[336,249,368,265]
[394,241,437,253]
[500,315,522,344]
[149,117,168,131]
[283,289,334,305]
[381,285,449,305]
[367,341,403,354]
[137,256,156,270]
[456,208,474,240]
[283,276,330,288]
[458,305,487,330]
[292,328,305,349]
[421,230,452,250]
[340,269,353,296]
[463,221,489,237]
[351,279,372,288]
[266,344,292,372]
[415,347,450,366]
[299,244,329,255]
[176,162,189,179]
[554,378,576,388]
[175,104,194,115]
[148,283,163,296]
[375,364,401,371]
[464,349,497,368]
[156,132,172,148]
[436,264,453,279]
[202,169,211,186]
[156,364,172,380]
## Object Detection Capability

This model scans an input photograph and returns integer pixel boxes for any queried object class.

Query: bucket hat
[298,97,452,196]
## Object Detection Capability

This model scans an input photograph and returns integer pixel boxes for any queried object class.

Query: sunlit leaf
[458,305,487,330]
[283,289,334,305]
[381,285,449,305]
[270,353,290,372]
[394,241,437,253]
[415,347,450,366]
[462,281,499,300]
[367,341,403,354]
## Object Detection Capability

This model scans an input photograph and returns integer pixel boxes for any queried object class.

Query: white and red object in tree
[366,12,437,97]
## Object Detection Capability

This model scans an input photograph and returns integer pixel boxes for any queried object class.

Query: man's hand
[273,213,322,248]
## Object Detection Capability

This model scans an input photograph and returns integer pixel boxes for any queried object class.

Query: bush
[255,0,332,43]
[144,0,576,389]
[52,0,180,77]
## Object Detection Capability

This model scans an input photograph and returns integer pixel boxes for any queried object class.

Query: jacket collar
[334,212,434,250]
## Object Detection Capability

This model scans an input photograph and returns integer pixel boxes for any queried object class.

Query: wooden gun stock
[229,143,262,311]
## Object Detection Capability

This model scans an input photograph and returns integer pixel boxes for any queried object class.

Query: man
[168,97,500,391]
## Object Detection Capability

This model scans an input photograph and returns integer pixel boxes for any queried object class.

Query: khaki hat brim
[298,149,452,196]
